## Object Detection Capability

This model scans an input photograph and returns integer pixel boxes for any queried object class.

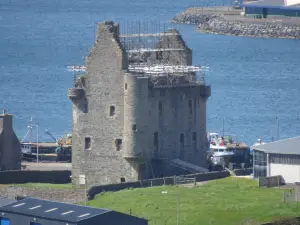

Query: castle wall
[71,22,139,186]
[147,29,192,65]
[147,86,208,167]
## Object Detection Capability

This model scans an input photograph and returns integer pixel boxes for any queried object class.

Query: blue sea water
[0,0,300,145]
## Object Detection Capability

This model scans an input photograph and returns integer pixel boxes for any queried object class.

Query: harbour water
[1,0,300,144]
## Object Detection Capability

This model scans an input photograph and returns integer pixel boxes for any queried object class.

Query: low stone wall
[0,170,71,184]
[262,217,300,225]
[234,168,253,176]
[88,171,230,199]
[259,175,282,187]
[172,7,300,39]
[0,186,84,204]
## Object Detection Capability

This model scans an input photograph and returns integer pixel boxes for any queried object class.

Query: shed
[252,136,300,183]
[242,0,300,17]
[0,197,148,225]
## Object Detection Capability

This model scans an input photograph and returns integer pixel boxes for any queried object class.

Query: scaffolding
[128,64,201,74]
[67,21,209,86]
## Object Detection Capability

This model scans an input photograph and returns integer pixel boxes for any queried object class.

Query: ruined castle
[68,21,211,186]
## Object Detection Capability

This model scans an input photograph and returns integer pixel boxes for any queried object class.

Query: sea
[1,0,300,145]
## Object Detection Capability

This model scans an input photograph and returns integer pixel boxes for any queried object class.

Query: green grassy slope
[88,177,300,225]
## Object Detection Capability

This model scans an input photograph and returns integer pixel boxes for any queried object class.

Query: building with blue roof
[241,0,300,17]
[0,197,147,225]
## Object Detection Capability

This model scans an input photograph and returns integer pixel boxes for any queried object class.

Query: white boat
[207,132,235,168]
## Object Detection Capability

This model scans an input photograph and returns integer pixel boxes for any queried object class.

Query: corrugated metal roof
[244,0,285,7]
[252,136,300,155]
[0,198,17,207]
[0,197,111,222]
[284,3,300,7]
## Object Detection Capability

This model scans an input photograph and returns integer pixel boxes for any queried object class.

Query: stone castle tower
[68,21,211,186]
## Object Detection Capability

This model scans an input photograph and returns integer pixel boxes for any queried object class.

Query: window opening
[125,83,127,90]
[120,177,126,183]
[158,101,163,117]
[188,100,192,115]
[132,124,137,131]
[180,133,185,148]
[110,106,115,116]
[193,132,197,142]
[154,132,159,151]
[85,137,91,150]
[115,139,122,151]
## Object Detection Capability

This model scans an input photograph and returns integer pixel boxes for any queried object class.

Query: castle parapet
[68,88,84,100]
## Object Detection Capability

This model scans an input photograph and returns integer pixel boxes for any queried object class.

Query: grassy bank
[88,177,300,225]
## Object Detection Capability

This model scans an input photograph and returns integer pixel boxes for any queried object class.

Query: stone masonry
[0,111,21,171]
[68,21,211,187]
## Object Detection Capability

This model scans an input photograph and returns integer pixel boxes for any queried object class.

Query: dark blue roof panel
[0,197,111,222]
[0,198,17,207]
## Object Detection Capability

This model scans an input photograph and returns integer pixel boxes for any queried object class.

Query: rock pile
[173,9,300,39]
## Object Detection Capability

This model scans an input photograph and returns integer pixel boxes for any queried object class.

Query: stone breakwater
[173,8,300,39]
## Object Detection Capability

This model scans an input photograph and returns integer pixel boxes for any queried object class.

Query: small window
[158,101,163,117]
[110,106,115,116]
[188,100,192,115]
[125,83,127,90]
[160,90,165,97]
[193,132,197,142]
[120,177,126,183]
[180,133,184,148]
[115,139,122,151]
[85,137,91,150]
[132,124,137,131]
[154,132,158,149]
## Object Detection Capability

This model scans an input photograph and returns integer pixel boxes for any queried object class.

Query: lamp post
[28,124,39,165]
[161,191,180,225]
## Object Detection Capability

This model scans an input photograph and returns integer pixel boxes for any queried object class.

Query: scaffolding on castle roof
[127,48,185,53]
[120,32,179,38]
[128,64,201,74]
[67,65,86,72]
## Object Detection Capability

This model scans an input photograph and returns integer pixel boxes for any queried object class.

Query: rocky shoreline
[172,7,300,39]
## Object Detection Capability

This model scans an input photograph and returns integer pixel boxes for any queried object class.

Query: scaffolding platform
[128,64,201,74]
[127,48,185,53]
[120,32,179,38]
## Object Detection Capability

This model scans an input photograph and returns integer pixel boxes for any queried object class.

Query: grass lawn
[88,177,300,225]
[1,183,73,189]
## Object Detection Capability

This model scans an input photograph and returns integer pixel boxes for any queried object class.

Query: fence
[88,170,230,199]
[258,176,282,188]
[174,176,196,186]
[282,191,300,203]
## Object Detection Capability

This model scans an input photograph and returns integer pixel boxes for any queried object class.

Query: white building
[252,136,300,184]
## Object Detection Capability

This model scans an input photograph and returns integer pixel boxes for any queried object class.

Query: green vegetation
[3,183,73,189]
[88,177,300,225]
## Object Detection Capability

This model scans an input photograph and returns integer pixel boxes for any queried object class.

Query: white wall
[285,0,300,6]
[270,163,300,183]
